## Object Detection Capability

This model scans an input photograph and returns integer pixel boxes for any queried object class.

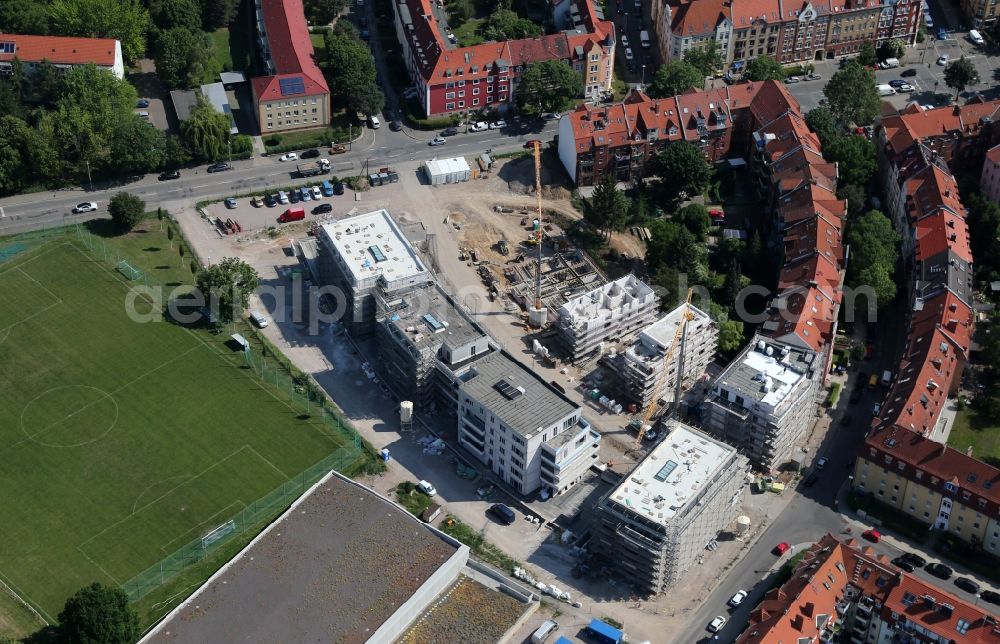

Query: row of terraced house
[558,81,846,471]
[852,98,1000,558]
[391,0,616,117]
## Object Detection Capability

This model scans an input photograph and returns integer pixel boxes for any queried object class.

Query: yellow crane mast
[636,289,694,446]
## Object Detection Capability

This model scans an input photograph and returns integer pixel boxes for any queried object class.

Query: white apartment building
[618,302,718,408]
[595,421,747,593]
[557,274,659,361]
[702,335,818,471]
[456,350,600,497]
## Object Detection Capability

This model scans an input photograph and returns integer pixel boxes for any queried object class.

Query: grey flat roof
[386,284,485,353]
[142,473,459,644]
[715,335,814,405]
[169,89,199,121]
[458,351,578,438]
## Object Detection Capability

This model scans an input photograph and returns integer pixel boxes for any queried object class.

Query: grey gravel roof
[387,285,485,353]
[458,351,578,437]
[143,473,460,644]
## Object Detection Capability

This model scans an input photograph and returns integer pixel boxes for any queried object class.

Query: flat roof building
[557,274,658,361]
[617,302,718,408]
[456,350,600,496]
[140,471,471,644]
[703,335,818,471]
[317,209,433,334]
[595,421,747,593]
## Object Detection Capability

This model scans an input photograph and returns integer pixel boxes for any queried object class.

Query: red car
[708,208,725,219]
[773,542,790,555]
[862,529,881,543]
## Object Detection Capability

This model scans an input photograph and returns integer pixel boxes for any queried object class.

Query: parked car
[333,182,345,195]
[288,189,300,203]
[862,529,881,543]
[264,194,278,207]
[251,196,263,207]
[329,144,347,154]
[389,119,402,131]
[888,79,908,88]
[249,310,269,328]
[300,148,320,159]
[441,127,459,137]
[621,34,629,47]
[488,120,506,129]
[311,185,322,200]
[277,190,289,204]
[729,590,748,607]
[136,98,149,108]
[299,187,311,201]
[469,121,489,131]
[816,457,828,470]
[937,27,948,39]
[708,616,726,633]
[896,83,915,92]
[784,76,800,84]
[624,47,634,61]
[980,590,1000,605]
[312,203,333,215]
[207,162,232,173]
[225,197,237,209]
[925,562,953,579]
[901,68,917,77]
[902,552,926,567]
[429,136,447,146]
[489,503,516,525]
[279,152,297,162]
[417,480,437,496]
[805,73,822,80]
[891,556,915,572]
[158,170,180,181]
[954,577,980,594]
[72,202,98,213]
[936,55,949,65]
[773,542,790,555]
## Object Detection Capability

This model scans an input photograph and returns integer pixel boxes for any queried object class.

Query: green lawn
[452,18,485,47]
[948,408,1000,468]
[0,229,370,625]
[211,26,251,73]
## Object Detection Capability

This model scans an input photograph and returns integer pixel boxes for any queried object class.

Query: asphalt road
[0,118,558,236]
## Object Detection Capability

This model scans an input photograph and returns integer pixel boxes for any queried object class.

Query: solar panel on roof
[423,313,444,332]
[278,76,305,96]
[0,42,15,54]
[495,378,523,400]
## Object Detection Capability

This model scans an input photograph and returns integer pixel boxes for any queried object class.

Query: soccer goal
[202,520,236,549]
[116,260,142,281]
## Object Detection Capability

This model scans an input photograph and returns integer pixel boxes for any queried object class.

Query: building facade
[703,335,819,471]
[617,302,718,408]
[392,0,615,117]
[982,144,1000,203]
[251,0,331,132]
[0,34,124,79]
[653,0,733,63]
[595,422,747,594]
[455,350,600,496]
[961,0,1000,28]
[556,274,659,361]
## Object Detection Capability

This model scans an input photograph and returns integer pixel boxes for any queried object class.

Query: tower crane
[636,288,694,446]
[532,140,543,315]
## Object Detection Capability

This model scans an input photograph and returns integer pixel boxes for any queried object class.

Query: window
[458,100,465,108]
[957,619,971,634]
[266,103,272,110]
[446,102,455,110]
[472,98,479,105]
[446,92,455,99]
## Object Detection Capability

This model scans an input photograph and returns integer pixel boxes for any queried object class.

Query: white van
[877,84,896,96]
[368,114,381,129]
[249,310,269,328]
[640,30,651,48]
[531,620,559,644]
[969,29,985,45]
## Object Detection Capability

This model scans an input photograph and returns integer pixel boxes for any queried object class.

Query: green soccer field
[0,236,365,623]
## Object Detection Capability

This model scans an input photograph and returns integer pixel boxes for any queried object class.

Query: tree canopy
[587,174,629,240]
[846,209,900,308]
[683,40,722,77]
[655,141,712,202]
[482,9,540,40]
[805,107,837,145]
[109,192,146,231]
[154,27,219,90]
[823,62,880,125]
[647,60,703,98]
[148,0,203,31]
[180,96,232,162]
[857,42,878,67]
[515,60,581,117]
[196,257,262,323]
[675,203,711,241]
[200,0,239,29]
[322,31,385,117]
[304,0,348,25]
[745,55,785,82]
[48,0,149,62]
[877,38,906,61]
[58,583,139,644]
[944,56,980,99]
[824,134,876,187]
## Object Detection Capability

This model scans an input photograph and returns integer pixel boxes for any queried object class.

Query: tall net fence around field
[72,224,175,307]
[120,446,362,602]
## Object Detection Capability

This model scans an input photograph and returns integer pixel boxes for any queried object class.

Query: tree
[108,192,146,231]
[589,174,629,239]
[154,27,219,90]
[647,60,703,98]
[823,62,880,125]
[857,42,878,67]
[59,583,139,644]
[482,9,541,40]
[49,0,149,63]
[28,60,64,107]
[683,40,722,77]
[196,257,261,323]
[718,319,745,355]
[824,134,876,187]
[304,0,348,25]
[110,115,167,176]
[656,141,712,201]
[0,0,51,35]
[180,96,231,162]
[877,38,906,61]
[321,32,384,117]
[199,0,239,29]
[944,56,980,99]
[837,182,867,218]
[805,107,838,145]
[164,134,192,169]
[149,0,203,31]
[0,116,35,195]
[745,55,785,82]
[846,210,900,308]
[857,261,897,307]
[675,203,711,241]
[515,60,582,117]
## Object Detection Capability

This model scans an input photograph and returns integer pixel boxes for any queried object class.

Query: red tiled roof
[904,163,967,227]
[730,0,782,28]
[0,33,118,66]
[252,0,329,101]
[881,100,1000,155]
[883,575,1000,643]
[988,143,1000,165]
[671,0,731,35]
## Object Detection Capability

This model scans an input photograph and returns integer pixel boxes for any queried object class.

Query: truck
[277,207,305,223]
[296,159,330,177]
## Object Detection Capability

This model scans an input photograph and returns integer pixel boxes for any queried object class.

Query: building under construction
[616,302,718,408]
[556,274,659,361]
[594,421,747,594]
